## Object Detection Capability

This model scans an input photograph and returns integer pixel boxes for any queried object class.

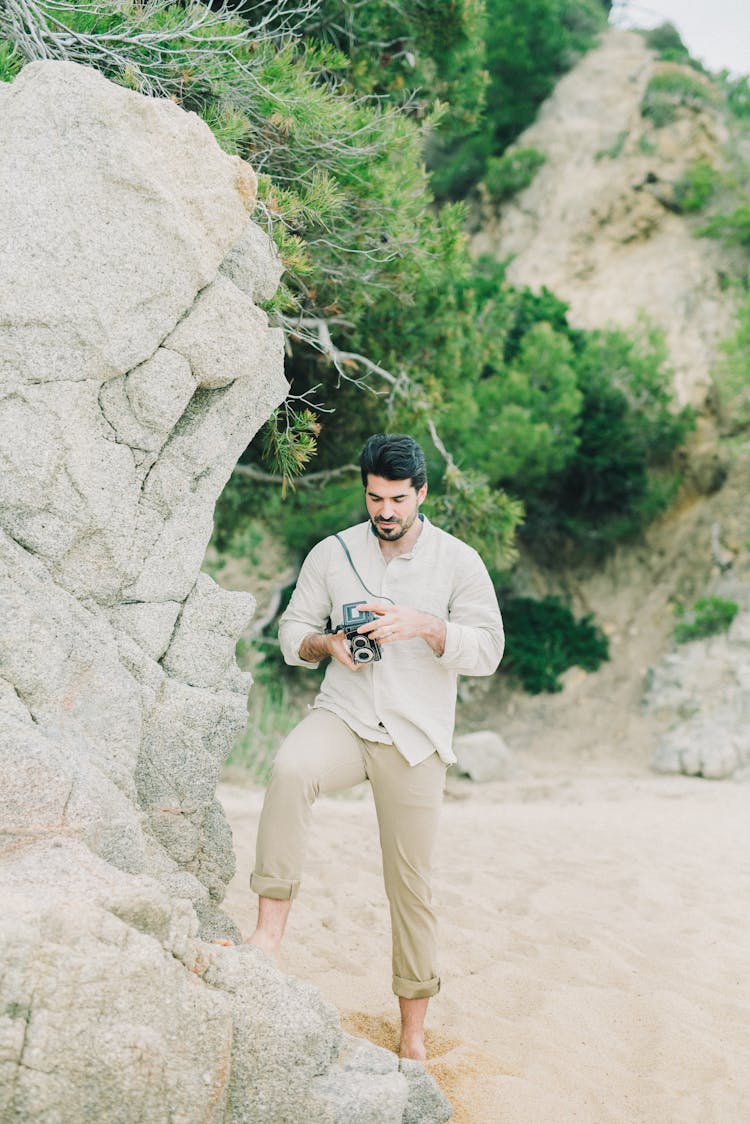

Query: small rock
[452,730,512,783]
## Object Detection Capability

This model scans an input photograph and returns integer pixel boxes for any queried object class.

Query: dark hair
[358,433,427,490]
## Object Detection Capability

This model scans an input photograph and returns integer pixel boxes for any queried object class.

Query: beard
[371,511,416,541]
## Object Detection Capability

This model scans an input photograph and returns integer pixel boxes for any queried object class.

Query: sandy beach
[219,762,750,1123]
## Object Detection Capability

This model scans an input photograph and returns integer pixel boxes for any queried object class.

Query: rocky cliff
[0,62,448,1122]
[472,28,736,408]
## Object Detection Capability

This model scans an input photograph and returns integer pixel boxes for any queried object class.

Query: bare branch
[281,315,465,480]
[0,0,322,98]
[233,462,359,487]
[426,418,459,475]
[292,317,400,388]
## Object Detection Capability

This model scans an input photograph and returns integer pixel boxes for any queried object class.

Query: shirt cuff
[436,620,463,665]
[280,623,322,668]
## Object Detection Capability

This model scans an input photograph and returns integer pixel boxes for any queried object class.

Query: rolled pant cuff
[250,872,300,900]
[392,974,441,1000]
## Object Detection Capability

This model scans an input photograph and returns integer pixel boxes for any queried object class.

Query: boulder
[452,730,513,782]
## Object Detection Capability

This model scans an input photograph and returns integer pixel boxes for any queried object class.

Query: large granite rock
[0,61,444,1123]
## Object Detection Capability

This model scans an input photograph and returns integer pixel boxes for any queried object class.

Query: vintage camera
[336,602,382,664]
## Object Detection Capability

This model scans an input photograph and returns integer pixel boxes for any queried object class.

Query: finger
[337,636,361,670]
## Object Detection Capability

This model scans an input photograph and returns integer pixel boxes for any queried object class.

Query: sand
[219,761,750,1123]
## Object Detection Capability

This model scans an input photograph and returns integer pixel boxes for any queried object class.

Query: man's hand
[355,603,446,657]
[298,630,359,671]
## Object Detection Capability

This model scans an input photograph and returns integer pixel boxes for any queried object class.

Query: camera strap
[334,534,395,605]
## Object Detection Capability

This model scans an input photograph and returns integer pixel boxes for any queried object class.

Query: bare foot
[398,1035,427,1062]
[244,932,282,965]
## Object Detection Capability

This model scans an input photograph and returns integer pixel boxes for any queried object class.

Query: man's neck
[377,517,424,562]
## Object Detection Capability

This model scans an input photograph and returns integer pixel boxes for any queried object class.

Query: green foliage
[528,325,694,554]
[483,147,546,201]
[641,69,718,128]
[429,0,606,196]
[500,594,609,693]
[262,408,320,496]
[0,39,22,82]
[673,597,738,644]
[672,160,721,213]
[700,205,750,248]
[226,680,302,783]
[482,0,604,152]
[2,0,527,575]
[214,471,365,559]
[724,75,750,119]
[643,22,687,57]
[427,468,523,574]
[502,282,579,362]
[641,21,707,71]
[208,520,265,572]
[469,323,583,485]
[711,293,750,432]
[298,0,488,137]
[427,270,691,561]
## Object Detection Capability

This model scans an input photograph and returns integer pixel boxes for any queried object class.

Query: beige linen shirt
[278,515,504,766]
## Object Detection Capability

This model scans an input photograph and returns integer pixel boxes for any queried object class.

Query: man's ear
[417,483,428,505]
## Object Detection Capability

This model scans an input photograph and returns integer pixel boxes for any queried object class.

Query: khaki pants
[251,708,447,999]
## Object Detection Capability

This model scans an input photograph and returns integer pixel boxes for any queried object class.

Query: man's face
[364,474,428,542]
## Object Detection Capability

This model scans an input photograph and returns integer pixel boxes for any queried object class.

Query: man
[247,433,504,1060]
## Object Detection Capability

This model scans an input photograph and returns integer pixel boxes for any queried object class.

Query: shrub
[711,293,750,433]
[641,70,717,128]
[701,204,750,248]
[500,595,609,693]
[672,160,721,213]
[502,283,579,363]
[483,147,546,201]
[673,597,739,643]
[643,23,686,57]
[725,75,750,119]
[517,324,695,559]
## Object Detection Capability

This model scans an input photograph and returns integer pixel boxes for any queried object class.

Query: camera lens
[351,637,375,663]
